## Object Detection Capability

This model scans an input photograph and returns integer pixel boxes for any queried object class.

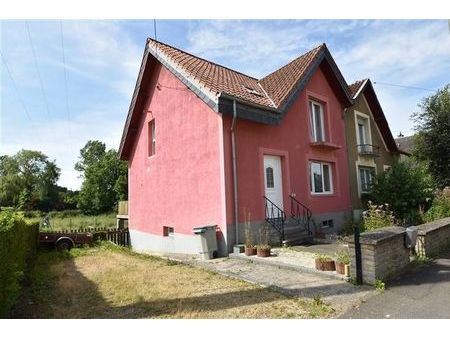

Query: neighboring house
[119,38,354,256]
[395,134,415,161]
[346,79,401,220]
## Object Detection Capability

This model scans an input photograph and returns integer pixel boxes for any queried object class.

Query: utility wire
[25,20,51,118]
[373,81,435,92]
[0,50,43,142]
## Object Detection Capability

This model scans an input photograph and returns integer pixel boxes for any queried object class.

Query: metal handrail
[263,196,286,241]
[290,195,313,236]
[357,144,380,156]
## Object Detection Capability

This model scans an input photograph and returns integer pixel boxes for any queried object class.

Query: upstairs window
[148,119,156,157]
[309,100,325,142]
[310,162,333,194]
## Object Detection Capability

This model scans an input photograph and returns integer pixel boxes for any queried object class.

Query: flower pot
[257,247,271,257]
[335,262,345,275]
[315,259,336,271]
[245,246,257,256]
[344,264,350,277]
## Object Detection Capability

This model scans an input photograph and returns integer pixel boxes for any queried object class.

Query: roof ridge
[260,43,325,82]
[147,38,259,81]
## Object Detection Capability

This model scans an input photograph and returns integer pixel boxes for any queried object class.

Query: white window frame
[354,111,372,147]
[310,161,333,195]
[309,100,325,142]
[358,166,375,194]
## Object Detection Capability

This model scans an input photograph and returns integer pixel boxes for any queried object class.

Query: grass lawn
[24,211,116,231]
[14,243,334,319]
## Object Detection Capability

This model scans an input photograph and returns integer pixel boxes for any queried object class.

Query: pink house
[119,39,354,256]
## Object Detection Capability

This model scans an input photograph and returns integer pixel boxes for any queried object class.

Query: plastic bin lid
[192,225,217,234]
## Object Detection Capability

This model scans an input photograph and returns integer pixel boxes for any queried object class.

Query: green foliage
[338,216,361,237]
[335,250,350,265]
[0,150,62,211]
[374,279,385,292]
[424,188,450,222]
[75,141,128,214]
[315,254,333,263]
[23,211,116,231]
[0,210,39,317]
[362,201,395,232]
[412,85,450,189]
[369,160,434,223]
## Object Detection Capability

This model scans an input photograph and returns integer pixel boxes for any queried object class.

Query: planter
[257,247,271,257]
[344,264,350,277]
[335,262,345,275]
[245,246,257,256]
[315,259,336,271]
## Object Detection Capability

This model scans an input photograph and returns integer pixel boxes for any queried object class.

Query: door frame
[258,148,291,217]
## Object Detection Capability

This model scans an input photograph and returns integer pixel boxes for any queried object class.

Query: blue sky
[1,20,449,190]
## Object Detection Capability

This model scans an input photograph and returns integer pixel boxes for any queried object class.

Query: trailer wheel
[56,239,73,251]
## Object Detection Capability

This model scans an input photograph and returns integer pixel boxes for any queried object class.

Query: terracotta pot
[315,259,336,271]
[257,247,271,257]
[335,262,345,274]
[245,246,257,256]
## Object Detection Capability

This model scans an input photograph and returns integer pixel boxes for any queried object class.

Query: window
[148,119,155,156]
[265,167,274,188]
[358,120,366,145]
[322,219,334,228]
[309,101,325,142]
[310,162,333,194]
[359,166,375,193]
[163,226,174,237]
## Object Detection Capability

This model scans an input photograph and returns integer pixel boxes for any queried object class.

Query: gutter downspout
[231,100,239,245]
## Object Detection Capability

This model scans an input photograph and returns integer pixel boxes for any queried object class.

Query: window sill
[310,141,341,150]
[310,192,335,197]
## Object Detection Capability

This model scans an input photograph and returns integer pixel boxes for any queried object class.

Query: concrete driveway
[342,249,450,318]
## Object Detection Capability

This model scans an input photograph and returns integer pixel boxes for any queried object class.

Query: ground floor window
[359,166,375,193]
[310,161,333,194]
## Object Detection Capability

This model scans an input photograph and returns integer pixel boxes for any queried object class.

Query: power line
[0,50,43,142]
[373,81,435,92]
[25,20,51,118]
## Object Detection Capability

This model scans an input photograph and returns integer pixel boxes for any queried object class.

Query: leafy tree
[0,150,60,211]
[369,160,434,224]
[412,84,450,188]
[75,141,128,214]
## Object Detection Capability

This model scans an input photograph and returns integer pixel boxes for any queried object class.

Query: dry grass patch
[14,243,333,319]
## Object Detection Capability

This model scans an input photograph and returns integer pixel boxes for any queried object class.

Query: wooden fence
[42,227,130,247]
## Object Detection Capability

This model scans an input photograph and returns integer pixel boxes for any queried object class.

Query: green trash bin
[193,225,218,259]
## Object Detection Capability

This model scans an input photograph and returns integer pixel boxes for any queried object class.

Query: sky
[1,19,449,190]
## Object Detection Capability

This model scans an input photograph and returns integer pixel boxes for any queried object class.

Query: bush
[369,160,434,224]
[362,201,395,232]
[0,210,39,317]
[424,188,450,222]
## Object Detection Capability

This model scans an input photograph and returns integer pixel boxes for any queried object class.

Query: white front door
[263,155,284,209]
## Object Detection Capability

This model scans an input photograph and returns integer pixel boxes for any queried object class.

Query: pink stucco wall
[128,61,226,239]
[223,65,352,225]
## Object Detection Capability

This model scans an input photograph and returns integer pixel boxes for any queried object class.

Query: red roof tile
[348,79,367,98]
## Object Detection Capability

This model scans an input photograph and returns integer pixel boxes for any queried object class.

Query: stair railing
[263,196,286,242]
[289,195,313,236]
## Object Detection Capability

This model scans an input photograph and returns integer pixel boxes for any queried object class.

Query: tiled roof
[148,39,275,109]
[395,135,415,154]
[148,39,336,110]
[349,79,367,98]
[259,44,324,107]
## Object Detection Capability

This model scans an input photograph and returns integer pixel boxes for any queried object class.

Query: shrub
[335,250,350,265]
[362,201,395,232]
[0,210,39,317]
[424,188,450,222]
[369,160,434,224]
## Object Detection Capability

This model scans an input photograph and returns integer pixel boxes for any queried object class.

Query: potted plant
[256,225,271,257]
[335,250,350,275]
[244,214,256,256]
[314,254,335,271]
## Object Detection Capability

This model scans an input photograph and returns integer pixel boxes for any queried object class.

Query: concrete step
[282,233,314,246]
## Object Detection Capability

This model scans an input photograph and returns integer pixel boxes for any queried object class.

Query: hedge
[0,210,39,318]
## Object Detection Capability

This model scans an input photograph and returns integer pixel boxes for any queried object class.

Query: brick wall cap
[347,226,406,245]
[416,217,450,235]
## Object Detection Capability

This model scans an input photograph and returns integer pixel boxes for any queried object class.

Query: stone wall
[348,226,410,284]
[415,217,450,257]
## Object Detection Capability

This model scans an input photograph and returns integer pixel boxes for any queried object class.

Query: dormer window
[309,100,325,142]
[243,86,264,97]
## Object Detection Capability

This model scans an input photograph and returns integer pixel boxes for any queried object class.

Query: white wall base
[130,229,201,255]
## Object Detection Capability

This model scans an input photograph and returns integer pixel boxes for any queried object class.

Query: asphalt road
[341,249,450,319]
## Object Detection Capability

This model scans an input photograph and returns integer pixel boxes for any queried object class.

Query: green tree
[0,150,60,210]
[412,84,450,188]
[75,141,128,214]
[369,160,434,224]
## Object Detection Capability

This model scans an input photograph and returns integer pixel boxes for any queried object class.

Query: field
[22,210,116,231]
[13,243,334,319]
